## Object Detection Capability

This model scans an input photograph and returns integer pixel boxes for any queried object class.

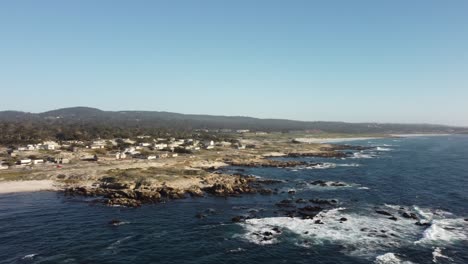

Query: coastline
[0,180,58,194]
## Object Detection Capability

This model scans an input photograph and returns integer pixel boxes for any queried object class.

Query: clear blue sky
[1,0,467,126]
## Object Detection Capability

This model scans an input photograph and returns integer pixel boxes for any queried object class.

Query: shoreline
[0,180,59,194]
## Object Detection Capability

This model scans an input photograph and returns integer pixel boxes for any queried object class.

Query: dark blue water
[1,135,467,263]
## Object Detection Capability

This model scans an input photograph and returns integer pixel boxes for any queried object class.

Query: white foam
[306,163,336,169]
[375,147,393,151]
[374,253,414,264]
[22,254,37,260]
[351,151,374,159]
[240,208,421,257]
[417,219,468,245]
[432,247,453,263]
[338,163,361,167]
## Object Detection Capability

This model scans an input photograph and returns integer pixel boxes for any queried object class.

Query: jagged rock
[339,217,347,222]
[108,219,122,226]
[106,198,141,207]
[259,188,273,195]
[288,190,296,195]
[186,186,204,197]
[276,199,295,208]
[309,199,337,205]
[375,210,393,216]
[388,216,398,221]
[231,216,246,223]
[195,213,206,219]
[401,212,419,220]
[272,227,281,233]
[295,198,307,203]
[415,221,431,227]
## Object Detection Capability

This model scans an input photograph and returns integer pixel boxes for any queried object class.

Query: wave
[338,163,361,167]
[239,207,421,257]
[351,152,374,159]
[22,254,38,260]
[239,205,468,258]
[432,247,453,263]
[306,163,336,169]
[416,218,467,245]
[374,253,414,264]
[375,147,393,151]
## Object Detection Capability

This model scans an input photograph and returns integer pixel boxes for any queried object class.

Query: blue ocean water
[0,135,467,263]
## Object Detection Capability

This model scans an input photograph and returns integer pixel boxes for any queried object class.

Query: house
[153,143,168,150]
[157,153,169,158]
[26,144,36,151]
[237,145,246,150]
[205,145,214,150]
[202,140,214,147]
[17,147,27,151]
[236,129,250,133]
[0,165,8,170]
[42,141,59,150]
[115,152,127,160]
[32,159,44,165]
[18,159,32,165]
[139,143,151,147]
[171,153,178,157]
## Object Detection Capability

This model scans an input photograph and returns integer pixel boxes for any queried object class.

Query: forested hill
[0,107,466,143]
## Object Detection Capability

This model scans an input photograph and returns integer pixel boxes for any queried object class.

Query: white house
[139,143,151,147]
[18,159,32,165]
[153,143,168,150]
[32,159,44,165]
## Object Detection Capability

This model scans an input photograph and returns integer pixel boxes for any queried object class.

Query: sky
[0,0,467,126]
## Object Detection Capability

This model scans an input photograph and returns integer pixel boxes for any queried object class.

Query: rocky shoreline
[63,173,274,207]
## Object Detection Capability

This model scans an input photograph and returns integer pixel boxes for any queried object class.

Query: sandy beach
[0,180,58,194]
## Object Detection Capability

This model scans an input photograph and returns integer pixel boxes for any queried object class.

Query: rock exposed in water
[375,210,393,216]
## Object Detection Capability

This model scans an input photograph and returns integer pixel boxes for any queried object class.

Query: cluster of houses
[0,135,252,169]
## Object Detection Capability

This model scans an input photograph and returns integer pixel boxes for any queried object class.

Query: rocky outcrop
[64,174,264,207]
[225,159,307,168]
[287,152,347,158]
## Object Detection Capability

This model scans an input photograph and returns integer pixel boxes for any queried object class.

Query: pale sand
[293,137,383,144]
[0,180,58,194]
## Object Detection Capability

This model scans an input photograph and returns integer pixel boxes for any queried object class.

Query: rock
[195,213,206,219]
[259,188,273,195]
[314,219,324,224]
[339,217,347,222]
[231,216,246,223]
[288,190,296,195]
[310,180,328,186]
[415,221,431,227]
[401,212,419,220]
[309,199,337,205]
[186,186,204,197]
[263,231,273,236]
[295,198,307,204]
[272,227,281,233]
[276,199,295,208]
[375,210,393,216]
[108,219,122,226]
[388,216,398,221]
[106,198,141,207]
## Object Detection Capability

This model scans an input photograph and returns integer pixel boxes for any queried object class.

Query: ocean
[1,135,467,263]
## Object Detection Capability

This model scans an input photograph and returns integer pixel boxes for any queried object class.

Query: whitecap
[22,254,38,260]
[239,208,421,257]
[338,163,361,167]
[351,152,374,159]
[306,163,336,169]
[374,253,414,264]
[375,147,393,151]
[432,247,453,263]
[416,218,467,245]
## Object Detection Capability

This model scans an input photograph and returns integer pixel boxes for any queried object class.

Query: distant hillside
[0,107,466,144]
